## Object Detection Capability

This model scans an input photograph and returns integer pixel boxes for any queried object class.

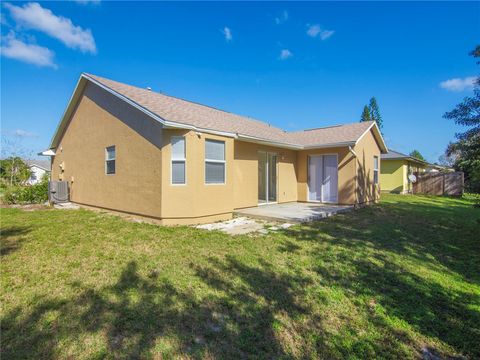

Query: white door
[322,154,338,203]
[308,154,338,203]
[308,155,323,201]
[258,152,277,204]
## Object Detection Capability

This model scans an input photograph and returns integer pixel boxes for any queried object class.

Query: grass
[1,194,479,359]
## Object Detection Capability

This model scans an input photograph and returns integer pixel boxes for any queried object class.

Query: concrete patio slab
[234,202,353,223]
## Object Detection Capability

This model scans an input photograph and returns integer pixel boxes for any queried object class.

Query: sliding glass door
[258,152,277,204]
[308,154,338,203]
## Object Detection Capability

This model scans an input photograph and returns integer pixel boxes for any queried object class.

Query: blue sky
[1,1,479,162]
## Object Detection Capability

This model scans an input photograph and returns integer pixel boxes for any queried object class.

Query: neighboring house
[41,73,387,225]
[425,164,454,173]
[380,150,428,194]
[25,159,51,185]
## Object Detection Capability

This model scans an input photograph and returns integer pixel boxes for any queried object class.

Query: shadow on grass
[1,257,424,359]
[2,259,317,359]
[2,196,478,358]
[0,226,31,257]
[280,198,480,358]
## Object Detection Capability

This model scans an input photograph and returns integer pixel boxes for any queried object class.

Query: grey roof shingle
[381,150,428,164]
[25,159,51,171]
[84,73,379,148]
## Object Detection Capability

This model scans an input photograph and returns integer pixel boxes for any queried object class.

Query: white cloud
[275,10,289,25]
[319,30,335,40]
[73,0,101,4]
[440,77,476,92]
[13,129,38,138]
[4,2,96,53]
[1,32,56,68]
[306,24,321,37]
[279,49,293,60]
[306,24,334,40]
[221,26,232,42]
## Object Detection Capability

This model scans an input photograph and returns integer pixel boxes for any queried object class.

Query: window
[373,156,379,184]
[205,139,225,184]
[105,146,116,174]
[171,136,186,184]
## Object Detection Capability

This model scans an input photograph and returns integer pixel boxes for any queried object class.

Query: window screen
[205,140,225,184]
[106,146,115,175]
[171,136,186,184]
[373,156,379,184]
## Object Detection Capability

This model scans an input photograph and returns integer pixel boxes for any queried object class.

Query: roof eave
[303,141,356,150]
[355,122,388,153]
[382,156,429,166]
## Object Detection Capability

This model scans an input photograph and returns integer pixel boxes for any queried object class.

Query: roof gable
[381,150,428,165]
[48,73,388,152]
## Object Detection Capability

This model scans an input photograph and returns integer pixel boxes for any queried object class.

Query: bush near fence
[1,178,49,205]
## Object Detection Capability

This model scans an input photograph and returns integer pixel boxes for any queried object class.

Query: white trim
[257,151,278,205]
[83,74,239,140]
[39,149,56,156]
[373,155,379,185]
[348,146,358,158]
[49,74,389,154]
[307,153,339,204]
[237,134,302,150]
[170,136,186,185]
[204,139,226,185]
[28,164,51,172]
[355,122,388,153]
[49,76,85,148]
[303,141,356,150]
[105,145,116,175]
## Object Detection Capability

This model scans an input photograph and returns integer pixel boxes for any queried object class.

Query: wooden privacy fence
[412,172,464,196]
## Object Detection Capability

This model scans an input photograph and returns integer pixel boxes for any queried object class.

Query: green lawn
[1,195,479,359]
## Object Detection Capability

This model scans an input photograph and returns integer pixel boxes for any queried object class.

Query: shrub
[2,179,49,205]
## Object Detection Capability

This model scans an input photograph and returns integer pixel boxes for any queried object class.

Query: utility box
[49,181,69,203]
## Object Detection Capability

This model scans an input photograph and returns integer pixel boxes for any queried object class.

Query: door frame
[307,153,339,204]
[258,151,278,205]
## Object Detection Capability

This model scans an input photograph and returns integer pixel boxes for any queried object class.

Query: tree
[360,105,371,122]
[0,157,31,186]
[438,152,456,167]
[1,133,34,186]
[368,97,383,131]
[443,45,480,193]
[409,150,426,162]
[360,97,383,132]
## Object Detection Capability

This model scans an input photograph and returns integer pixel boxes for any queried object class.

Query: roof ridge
[287,121,372,134]
[84,73,286,133]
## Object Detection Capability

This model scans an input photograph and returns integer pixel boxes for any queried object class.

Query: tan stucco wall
[233,141,298,209]
[51,82,383,224]
[297,146,356,205]
[160,129,234,222]
[51,82,164,218]
[353,129,382,203]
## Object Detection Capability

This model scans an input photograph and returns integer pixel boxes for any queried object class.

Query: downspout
[348,146,358,206]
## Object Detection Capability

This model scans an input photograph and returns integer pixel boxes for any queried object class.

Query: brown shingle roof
[82,73,380,149]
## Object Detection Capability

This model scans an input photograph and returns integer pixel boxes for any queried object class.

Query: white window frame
[205,139,226,185]
[373,156,379,185]
[105,145,116,175]
[171,136,186,185]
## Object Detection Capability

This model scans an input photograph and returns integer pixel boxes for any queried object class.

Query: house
[41,73,387,225]
[25,159,51,185]
[425,164,454,173]
[380,150,428,194]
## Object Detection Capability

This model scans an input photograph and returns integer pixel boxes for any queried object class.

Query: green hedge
[2,180,49,204]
